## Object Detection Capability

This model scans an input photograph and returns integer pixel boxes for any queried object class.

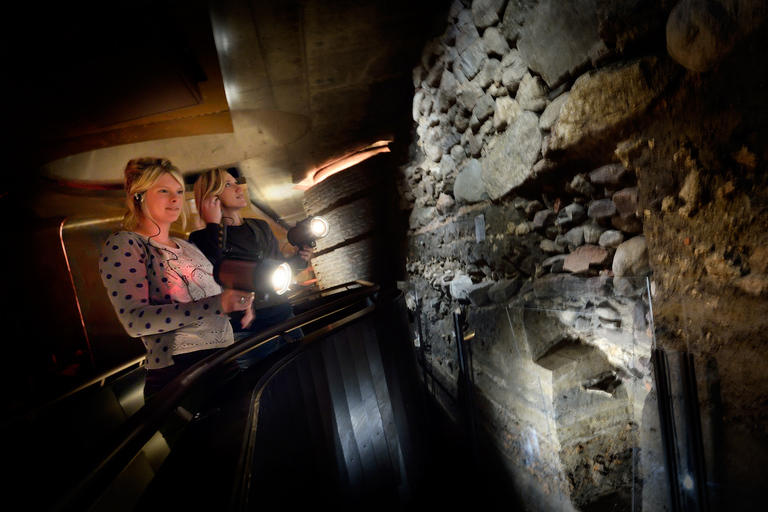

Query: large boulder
[548,57,676,161]
[666,0,768,72]
[613,235,651,279]
[454,158,489,204]
[471,0,507,29]
[480,111,542,199]
[517,0,606,89]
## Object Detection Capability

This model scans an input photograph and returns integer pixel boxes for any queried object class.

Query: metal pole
[454,312,479,472]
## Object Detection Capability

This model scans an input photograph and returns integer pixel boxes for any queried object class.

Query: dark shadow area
[136,286,498,511]
[581,488,634,512]
[134,344,294,511]
[402,396,525,510]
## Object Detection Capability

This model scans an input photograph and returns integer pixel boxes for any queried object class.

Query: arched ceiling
[7,0,447,224]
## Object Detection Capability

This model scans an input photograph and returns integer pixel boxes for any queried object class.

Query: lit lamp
[287,216,330,248]
[215,258,293,298]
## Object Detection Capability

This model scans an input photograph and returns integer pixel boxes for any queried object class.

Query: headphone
[134,192,144,203]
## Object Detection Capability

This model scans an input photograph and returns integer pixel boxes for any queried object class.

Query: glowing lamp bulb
[310,216,329,238]
[271,262,292,295]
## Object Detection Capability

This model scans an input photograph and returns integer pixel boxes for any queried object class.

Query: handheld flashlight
[214,258,293,298]
[286,216,329,248]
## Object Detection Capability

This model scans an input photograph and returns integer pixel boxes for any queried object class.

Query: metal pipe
[681,352,710,511]
[652,348,681,512]
[454,312,479,472]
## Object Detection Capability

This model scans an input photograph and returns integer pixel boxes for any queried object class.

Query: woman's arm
[189,223,224,265]
[247,218,310,274]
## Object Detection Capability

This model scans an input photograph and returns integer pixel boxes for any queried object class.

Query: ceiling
[7,0,448,225]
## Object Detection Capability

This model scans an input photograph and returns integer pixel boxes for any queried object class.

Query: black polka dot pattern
[98,231,234,369]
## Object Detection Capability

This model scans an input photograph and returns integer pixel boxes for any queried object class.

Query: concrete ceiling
[8,0,447,225]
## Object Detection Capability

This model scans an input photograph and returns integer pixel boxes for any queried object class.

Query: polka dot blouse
[99,231,234,369]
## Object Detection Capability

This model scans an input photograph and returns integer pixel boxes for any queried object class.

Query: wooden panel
[62,218,145,372]
[1,218,94,416]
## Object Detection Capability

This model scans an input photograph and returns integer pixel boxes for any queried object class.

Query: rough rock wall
[397,0,768,510]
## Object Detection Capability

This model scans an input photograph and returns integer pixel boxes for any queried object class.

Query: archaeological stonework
[392,0,768,510]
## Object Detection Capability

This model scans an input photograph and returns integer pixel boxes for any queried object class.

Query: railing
[46,281,381,512]
[0,355,146,430]
[232,286,428,510]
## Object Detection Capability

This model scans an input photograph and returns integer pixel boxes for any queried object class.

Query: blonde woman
[99,158,254,398]
[190,168,312,368]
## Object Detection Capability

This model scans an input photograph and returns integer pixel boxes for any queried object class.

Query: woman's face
[142,173,184,225]
[217,172,248,210]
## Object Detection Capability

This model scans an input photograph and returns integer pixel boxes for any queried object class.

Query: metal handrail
[6,283,369,429]
[48,281,380,512]
[1,355,147,430]
[232,300,380,511]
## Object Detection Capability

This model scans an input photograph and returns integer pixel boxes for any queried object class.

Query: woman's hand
[221,289,255,313]
[299,244,314,262]
[200,196,223,225]
[241,307,255,329]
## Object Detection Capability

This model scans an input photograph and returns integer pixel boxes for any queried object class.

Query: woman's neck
[221,207,244,226]
[134,220,175,247]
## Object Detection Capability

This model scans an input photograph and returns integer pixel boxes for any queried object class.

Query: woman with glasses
[99,158,255,399]
[190,168,313,368]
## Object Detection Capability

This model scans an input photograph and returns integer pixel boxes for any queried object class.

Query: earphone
[134,193,143,203]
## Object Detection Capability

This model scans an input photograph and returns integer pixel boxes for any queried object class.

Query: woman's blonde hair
[193,168,231,215]
[123,157,188,230]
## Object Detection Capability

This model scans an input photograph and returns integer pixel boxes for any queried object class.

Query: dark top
[189,218,307,327]
[189,218,306,272]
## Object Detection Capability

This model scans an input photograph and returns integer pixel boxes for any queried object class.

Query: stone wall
[396,0,768,510]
